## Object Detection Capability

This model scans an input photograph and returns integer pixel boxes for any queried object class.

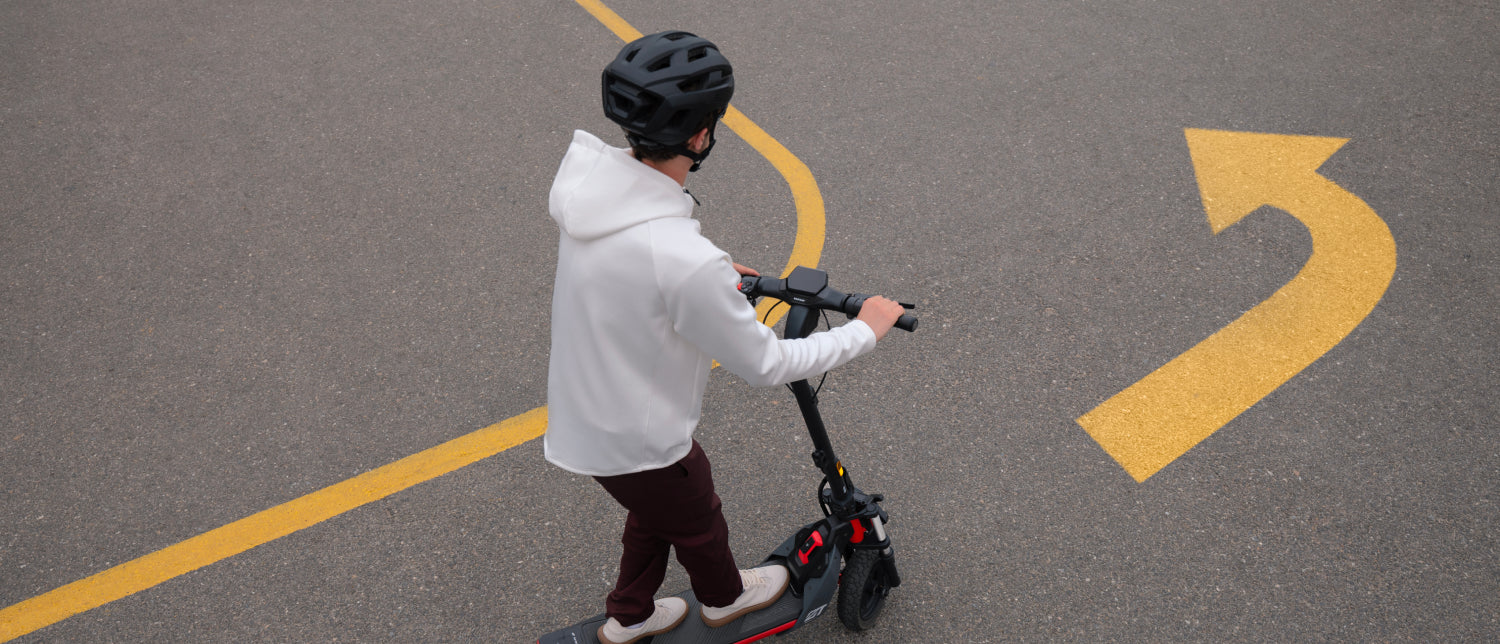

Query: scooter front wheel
[837,548,893,630]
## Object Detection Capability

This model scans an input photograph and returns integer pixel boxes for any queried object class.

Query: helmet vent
[624,48,639,62]
[646,56,672,72]
[686,46,709,62]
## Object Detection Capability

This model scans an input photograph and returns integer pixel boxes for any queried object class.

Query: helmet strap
[680,120,719,173]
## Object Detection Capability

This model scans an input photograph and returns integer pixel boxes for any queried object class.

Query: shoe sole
[700,574,791,628]
[597,608,689,644]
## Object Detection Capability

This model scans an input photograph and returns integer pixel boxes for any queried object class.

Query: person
[543,31,905,644]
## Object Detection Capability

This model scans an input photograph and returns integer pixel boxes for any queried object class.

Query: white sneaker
[700,564,790,627]
[597,597,689,644]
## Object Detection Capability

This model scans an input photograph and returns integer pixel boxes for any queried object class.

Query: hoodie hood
[549,130,694,241]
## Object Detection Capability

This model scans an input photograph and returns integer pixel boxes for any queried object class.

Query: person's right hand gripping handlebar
[855,296,907,341]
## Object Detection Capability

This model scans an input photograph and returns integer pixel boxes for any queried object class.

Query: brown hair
[627,111,721,163]
[631,139,680,163]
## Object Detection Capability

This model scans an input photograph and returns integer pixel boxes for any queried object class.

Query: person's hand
[732,263,760,277]
[856,296,905,341]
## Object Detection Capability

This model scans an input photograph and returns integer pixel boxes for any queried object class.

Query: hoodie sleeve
[661,252,877,387]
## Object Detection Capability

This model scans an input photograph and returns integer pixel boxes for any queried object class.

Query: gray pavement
[2,0,1496,641]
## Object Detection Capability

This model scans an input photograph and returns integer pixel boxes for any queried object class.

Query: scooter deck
[537,587,803,644]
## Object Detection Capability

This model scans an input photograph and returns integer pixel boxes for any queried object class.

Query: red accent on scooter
[731,619,798,643]
[797,530,825,565]
[851,519,867,544]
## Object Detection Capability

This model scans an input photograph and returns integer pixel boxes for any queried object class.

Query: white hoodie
[544,130,877,477]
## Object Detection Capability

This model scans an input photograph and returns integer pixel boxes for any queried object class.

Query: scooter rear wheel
[836,548,892,630]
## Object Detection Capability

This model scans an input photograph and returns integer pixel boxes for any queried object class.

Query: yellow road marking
[721,106,826,276]
[1077,129,1397,482]
[574,0,643,41]
[0,409,547,641]
[725,105,827,323]
[0,2,827,639]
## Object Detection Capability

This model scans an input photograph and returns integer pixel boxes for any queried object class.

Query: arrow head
[1184,129,1350,233]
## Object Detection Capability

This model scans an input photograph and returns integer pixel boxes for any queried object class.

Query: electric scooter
[538,266,917,643]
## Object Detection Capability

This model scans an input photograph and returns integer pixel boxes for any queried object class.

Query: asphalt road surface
[3,0,1496,641]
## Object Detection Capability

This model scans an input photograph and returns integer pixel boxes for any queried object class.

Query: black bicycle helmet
[602,31,734,171]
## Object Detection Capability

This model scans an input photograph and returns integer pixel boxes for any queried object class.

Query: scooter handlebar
[844,293,920,333]
[737,268,918,333]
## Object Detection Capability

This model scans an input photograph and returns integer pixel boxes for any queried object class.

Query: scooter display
[538,266,917,643]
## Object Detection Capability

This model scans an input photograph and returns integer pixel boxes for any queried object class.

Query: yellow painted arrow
[1077,129,1397,482]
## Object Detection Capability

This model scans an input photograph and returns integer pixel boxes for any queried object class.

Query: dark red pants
[593,440,743,625]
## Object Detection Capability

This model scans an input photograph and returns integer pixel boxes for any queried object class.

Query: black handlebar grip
[841,294,918,332]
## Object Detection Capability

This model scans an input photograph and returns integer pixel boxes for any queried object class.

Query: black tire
[837,549,892,630]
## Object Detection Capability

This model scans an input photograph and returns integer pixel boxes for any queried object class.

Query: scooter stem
[782,302,853,498]
[787,378,849,498]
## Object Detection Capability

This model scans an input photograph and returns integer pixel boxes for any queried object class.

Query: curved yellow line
[720,106,827,324]
[1078,129,1396,482]
[0,2,826,640]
